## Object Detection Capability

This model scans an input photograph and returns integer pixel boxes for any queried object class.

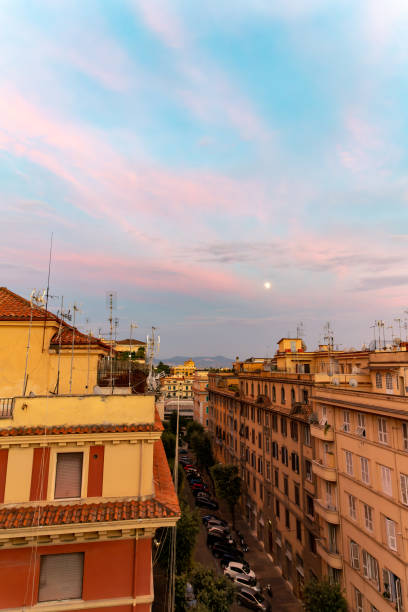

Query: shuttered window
[400,473,408,505]
[385,518,397,551]
[54,452,83,499]
[38,553,84,602]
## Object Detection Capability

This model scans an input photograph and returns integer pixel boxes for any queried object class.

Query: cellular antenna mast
[106,291,117,394]
[146,327,160,392]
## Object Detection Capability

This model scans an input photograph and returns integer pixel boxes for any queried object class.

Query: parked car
[194,492,210,501]
[179,448,188,455]
[236,587,270,611]
[205,518,228,530]
[196,497,218,510]
[220,552,250,569]
[207,526,230,537]
[228,575,261,592]
[202,515,228,527]
[207,533,235,548]
[191,482,208,491]
[224,561,255,581]
[211,543,243,559]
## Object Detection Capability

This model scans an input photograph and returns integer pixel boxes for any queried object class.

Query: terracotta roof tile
[0,422,162,437]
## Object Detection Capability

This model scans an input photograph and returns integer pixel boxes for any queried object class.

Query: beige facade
[192,371,209,429]
[161,374,194,399]
[208,338,408,609]
[170,359,196,377]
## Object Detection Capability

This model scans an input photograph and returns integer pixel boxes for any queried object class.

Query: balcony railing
[314,499,340,524]
[0,398,14,419]
[312,458,337,482]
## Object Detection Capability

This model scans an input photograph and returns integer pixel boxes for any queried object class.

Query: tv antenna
[53,297,71,394]
[128,322,138,388]
[296,322,304,339]
[69,302,81,393]
[23,289,46,395]
[146,327,160,392]
[106,291,117,394]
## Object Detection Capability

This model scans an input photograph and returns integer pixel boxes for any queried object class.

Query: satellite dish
[349,378,358,387]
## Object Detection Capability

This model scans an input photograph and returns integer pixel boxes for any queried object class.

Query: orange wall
[0,538,151,609]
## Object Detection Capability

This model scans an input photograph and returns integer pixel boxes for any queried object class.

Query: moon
[264,281,272,290]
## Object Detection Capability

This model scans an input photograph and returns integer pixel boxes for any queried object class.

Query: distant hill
[156,355,234,369]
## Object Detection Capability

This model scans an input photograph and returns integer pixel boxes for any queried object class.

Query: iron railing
[0,398,14,419]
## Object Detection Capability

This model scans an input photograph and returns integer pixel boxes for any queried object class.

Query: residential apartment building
[170,359,196,377]
[0,393,179,610]
[160,374,194,399]
[192,371,209,429]
[208,337,408,610]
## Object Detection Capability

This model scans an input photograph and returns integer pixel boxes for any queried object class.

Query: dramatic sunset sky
[1,1,408,356]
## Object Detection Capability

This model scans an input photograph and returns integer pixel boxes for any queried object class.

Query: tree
[159,502,200,575]
[156,361,171,375]
[168,410,188,435]
[162,430,176,460]
[302,579,347,611]
[210,464,242,528]
[186,420,204,441]
[190,431,214,469]
[190,564,235,612]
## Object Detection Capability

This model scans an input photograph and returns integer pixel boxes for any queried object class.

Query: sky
[1,0,408,357]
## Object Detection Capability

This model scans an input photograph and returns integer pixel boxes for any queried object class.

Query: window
[386,372,393,390]
[383,569,403,608]
[385,518,397,551]
[362,550,380,590]
[281,417,287,436]
[54,453,83,499]
[357,413,366,437]
[361,457,370,484]
[272,441,279,459]
[378,418,389,444]
[281,387,285,404]
[272,413,278,431]
[274,468,279,487]
[291,388,295,404]
[258,432,262,449]
[294,484,300,506]
[345,451,353,475]
[302,389,309,404]
[305,459,312,482]
[272,386,276,402]
[252,429,255,444]
[348,494,357,520]
[403,423,408,451]
[266,461,271,481]
[291,452,300,474]
[284,475,289,496]
[285,508,290,529]
[308,531,316,554]
[381,465,392,496]
[306,494,314,517]
[290,420,298,441]
[364,503,373,531]
[354,587,363,612]
[400,473,408,505]
[275,499,280,518]
[375,372,382,388]
[350,540,360,569]
[266,437,270,453]
[304,424,311,446]
[296,519,302,542]
[257,457,263,475]
[343,410,350,432]
[38,553,84,602]
[281,446,288,466]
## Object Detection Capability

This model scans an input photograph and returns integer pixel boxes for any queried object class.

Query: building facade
[160,374,194,399]
[208,338,408,610]
[192,371,209,429]
[170,360,196,377]
[0,393,179,611]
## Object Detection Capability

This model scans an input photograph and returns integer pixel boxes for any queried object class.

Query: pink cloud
[130,0,187,49]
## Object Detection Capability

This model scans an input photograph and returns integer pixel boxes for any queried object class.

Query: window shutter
[362,550,368,577]
[38,553,84,602]
[54,453,83,499]
[386,518,397,551]
[400,474,408,505]
[350,541,359,569]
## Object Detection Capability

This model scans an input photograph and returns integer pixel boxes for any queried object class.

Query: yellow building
[161,374,194,399]
[208,337,408,609]
[102,338,146,364]
[0,392,179,610]
[0,287,110,397]
[170,359,196,377]
[192,371,209,429]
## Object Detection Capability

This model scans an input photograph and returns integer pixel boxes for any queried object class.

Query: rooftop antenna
[23,289,46,395]
[42,232,54,352]
[376,320,385,349]
[296,322,304,339]
[69,303,81,394]
[323,321,334,375]
[54,297,71,394]
[146,327,160,392]
[128,322,138,388]
[106,291,117,394]
[85,317,92,391]
[114,317,119,343]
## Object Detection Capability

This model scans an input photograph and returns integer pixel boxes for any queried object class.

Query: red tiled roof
[0,287,110,352]
[0,440,180,530]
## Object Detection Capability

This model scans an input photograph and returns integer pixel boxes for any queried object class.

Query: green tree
[175,575,187,612]
[159,502,200,575]
[156,361,171,375]
[186,420,204,441]
[190,564,235,612]
[190,432,214,469]
[162,430,176,461]
[210,464,242,528]
[302,579,347,612]
[168,410,188,435]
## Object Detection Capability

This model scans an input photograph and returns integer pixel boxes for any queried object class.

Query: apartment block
[208,338,408,610]
[192,370,209,428]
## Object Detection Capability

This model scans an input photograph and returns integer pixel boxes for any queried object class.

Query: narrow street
[185,457,303,612]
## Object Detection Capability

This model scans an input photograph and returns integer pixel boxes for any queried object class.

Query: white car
[224,562,256,582]
[228,574,261,592]
[207,526,230,537]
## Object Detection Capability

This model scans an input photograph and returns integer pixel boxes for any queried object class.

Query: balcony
[314,499,340,524]
[310,423,334,441]
[316,539,342,570]
[312,458,337,482]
